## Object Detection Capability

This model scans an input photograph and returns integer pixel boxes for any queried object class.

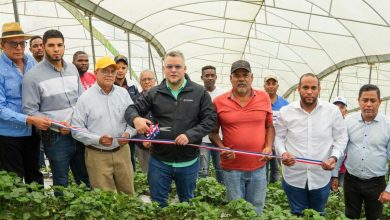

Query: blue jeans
[223,166,267,214]
[148,155,199,207]
[199,143,223,183]
[282,179,330,216]
[42,131,89,187]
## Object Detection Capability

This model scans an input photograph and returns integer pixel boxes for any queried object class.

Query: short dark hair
[201,65,216,74]
[43,29,64,45]
[299,73,320,87]
[73,51,87,62]
[358,84,380,100]
[29,36,42,47]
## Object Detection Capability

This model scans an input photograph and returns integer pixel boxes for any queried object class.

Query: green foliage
[2,170,390,220]
[133,171,149,196]
[224,199,259,219]
[195,177,226,205]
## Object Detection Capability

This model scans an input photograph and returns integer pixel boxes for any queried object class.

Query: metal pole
[127,32,132,79]
[328,69,340,102]
[148,43,151,70]
[148,43,159,84]
[337,69,340,96]
[385,100,388,115]
[88,14,96,70]
[12,0,20,23]
[368,64,373,84]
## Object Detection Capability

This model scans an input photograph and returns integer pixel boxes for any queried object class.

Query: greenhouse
[1,0,390,219]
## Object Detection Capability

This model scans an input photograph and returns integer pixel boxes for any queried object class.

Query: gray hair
[139,69,155,81]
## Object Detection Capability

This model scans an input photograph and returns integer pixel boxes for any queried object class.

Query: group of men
[0,22,156,196]
[2,21,390,219]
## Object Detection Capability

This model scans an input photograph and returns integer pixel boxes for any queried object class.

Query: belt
[347,172,384,182]
[86,145,122,153]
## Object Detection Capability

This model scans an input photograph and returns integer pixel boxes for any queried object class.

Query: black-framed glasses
[6,41,27,48]
[165,64,183,70]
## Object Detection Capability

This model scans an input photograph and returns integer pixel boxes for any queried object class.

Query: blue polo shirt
[272,95,289,123]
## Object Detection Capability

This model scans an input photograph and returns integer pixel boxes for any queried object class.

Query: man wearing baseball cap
[210,60,274,214]
[332,96,348,118]
[72,56,136,195]
[0,22,51,184]
[264,75,289,184]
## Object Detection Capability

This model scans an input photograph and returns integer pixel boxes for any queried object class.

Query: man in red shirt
[73,51,96,90]
[209,60,274,214]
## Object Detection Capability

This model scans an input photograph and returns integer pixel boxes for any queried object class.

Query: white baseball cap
[333,96,347,106]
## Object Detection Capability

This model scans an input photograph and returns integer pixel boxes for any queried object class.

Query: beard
[45,52,63,62]
[301,96,318,106]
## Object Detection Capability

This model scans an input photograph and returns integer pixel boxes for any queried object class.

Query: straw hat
[1,22,32,39]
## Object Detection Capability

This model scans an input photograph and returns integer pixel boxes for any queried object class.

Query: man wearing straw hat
[274,73,348,216]
[72,56,135,195]
[0,22,51,184]
[22,29,89,188]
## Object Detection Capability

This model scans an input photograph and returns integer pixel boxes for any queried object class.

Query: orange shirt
[214,89,272,171]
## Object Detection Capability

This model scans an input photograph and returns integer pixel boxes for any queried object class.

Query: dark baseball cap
[231,60,251,74]
[114,54,128,65]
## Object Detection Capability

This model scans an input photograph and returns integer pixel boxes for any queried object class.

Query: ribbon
[50,121,323,166]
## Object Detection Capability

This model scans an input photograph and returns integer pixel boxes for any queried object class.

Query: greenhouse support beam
[12,0,19,22]
[127,32,132,79]
[283,54,390,99]
[88,14,96,69]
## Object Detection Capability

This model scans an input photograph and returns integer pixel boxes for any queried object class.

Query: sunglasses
[165,64,183,70]
[6,41,27,48]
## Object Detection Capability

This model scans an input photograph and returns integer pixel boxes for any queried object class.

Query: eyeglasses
[141,77,155,82]
[100,69,117,76]
[6,41,27,48]
[165,64,183,70]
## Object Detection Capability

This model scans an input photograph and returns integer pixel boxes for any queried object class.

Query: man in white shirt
[199,65,226,183]
[275,73,348,216]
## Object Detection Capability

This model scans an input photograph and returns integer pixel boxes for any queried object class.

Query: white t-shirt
[202,86,227,143]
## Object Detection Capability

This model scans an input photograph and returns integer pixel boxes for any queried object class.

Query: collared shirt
[275,100,348,190]
[22,58,84,129]
[214,89,273,171]
[166,78,187,99]
[0,53,36,137]
[272,95,289,123]
[71,84,135,150]
[344,113,390,192]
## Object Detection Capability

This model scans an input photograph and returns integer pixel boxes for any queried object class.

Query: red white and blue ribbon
[50,121,323,166]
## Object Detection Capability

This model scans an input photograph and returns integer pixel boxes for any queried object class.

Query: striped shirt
[22,58,83,129]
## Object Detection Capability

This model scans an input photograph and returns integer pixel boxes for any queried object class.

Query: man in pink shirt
[73,51,96,90]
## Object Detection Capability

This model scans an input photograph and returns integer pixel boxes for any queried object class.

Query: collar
[358,113,381,123]
[42,58,66,72]
[166,78,187,92]
[291,99,323,111]
[95,83,115,95]
[228,89,255,100]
